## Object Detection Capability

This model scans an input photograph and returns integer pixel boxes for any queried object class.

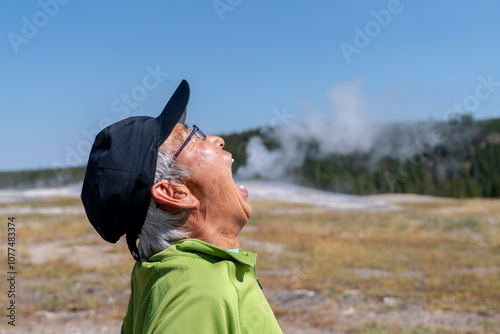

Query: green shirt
[121,239,283,334]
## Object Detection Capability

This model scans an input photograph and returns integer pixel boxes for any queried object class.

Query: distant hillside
[224,115,500,198]
[2,116,500,198]
[299,117,500,197]
[0,166,86,190]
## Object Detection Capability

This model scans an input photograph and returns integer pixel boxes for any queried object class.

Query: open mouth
[232,158,249,200]
[237,184,248,200]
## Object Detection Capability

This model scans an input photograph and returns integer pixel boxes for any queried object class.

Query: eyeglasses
[158,124,206,180]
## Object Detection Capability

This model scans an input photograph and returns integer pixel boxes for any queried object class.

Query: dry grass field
[1,193,500,333]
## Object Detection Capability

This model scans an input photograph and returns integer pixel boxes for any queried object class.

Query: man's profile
[81,80,282,333]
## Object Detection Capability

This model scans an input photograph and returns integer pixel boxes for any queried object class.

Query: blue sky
[1,0,499,171]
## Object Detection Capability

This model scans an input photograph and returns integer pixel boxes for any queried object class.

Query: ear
[151,179,199,209]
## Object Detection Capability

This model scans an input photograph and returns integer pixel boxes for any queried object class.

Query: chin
[245,203,252,218]
[237,202,252,227]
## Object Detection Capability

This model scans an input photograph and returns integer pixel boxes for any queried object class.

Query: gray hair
[137,146,192,260]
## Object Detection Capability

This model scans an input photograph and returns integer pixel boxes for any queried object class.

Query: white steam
[236,80,446,181]
[237,81,376,180]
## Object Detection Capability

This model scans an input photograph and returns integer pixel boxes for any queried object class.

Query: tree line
[225,116,500,198]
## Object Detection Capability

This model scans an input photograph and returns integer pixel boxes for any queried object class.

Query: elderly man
[81,80,282,333]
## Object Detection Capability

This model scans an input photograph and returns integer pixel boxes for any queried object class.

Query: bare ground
[2,188,500,333]
[5,235,499,334]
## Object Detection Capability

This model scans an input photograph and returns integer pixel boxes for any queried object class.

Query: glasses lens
[192,125,206,140]
[195,129,206,140]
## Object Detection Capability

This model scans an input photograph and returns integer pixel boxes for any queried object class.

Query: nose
[209,135,225,149]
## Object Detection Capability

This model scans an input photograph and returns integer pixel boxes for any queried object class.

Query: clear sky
[1,0,499,171]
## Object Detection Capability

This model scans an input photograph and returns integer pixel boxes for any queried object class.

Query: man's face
[164,123,252,225]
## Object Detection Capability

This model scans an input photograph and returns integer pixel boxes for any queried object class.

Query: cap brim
[157,79,190,140]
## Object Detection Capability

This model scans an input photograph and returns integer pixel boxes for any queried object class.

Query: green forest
[224,116,500,198]
[2,116,499,198]
[0,166,86,190]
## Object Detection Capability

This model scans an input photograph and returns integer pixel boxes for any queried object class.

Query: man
[81,80,283,333]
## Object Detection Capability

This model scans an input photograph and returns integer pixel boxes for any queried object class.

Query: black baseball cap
[81,80,190,261]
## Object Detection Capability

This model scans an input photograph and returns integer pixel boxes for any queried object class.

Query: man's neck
[183,210,245,250]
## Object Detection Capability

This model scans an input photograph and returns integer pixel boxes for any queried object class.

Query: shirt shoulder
[152,252,237,297]
[145,255,242,333]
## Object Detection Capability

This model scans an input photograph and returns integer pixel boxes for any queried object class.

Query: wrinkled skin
[151,124,251,250]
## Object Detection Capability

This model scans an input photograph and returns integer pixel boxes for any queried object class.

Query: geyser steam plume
[237,81,375,180]
[236,80,443,181]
